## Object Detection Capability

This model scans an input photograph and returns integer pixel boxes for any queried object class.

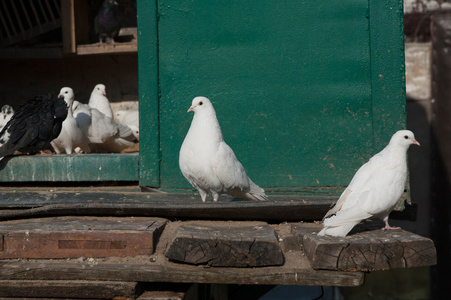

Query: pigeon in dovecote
[94,0,121,45]
[0,94,68,161]
[115,109,139,127]
[127,124,139,142]
[72,98,135,153]
[0,105,14,131]
[318,130,420,237]
[179,96,268,202]
[88,84,114,119]
[51,87,91,154]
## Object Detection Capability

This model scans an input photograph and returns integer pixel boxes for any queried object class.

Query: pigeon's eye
[199,101,203,106]
[404,135,408,139]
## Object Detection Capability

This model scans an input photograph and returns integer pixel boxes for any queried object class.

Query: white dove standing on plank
[318,130,420,237]
[179,96,268,203]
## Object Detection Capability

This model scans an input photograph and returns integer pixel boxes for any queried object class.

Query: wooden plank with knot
[298,223,437,271]
[0,217,167,259]
[165,221,284,267]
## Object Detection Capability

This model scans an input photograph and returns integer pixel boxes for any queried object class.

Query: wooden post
[61,0,76,54]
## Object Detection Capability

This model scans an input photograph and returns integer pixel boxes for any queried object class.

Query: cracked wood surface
[165,221,284,267]
[297,222,437,271]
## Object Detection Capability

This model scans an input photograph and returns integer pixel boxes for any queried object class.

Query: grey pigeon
[318,130,420,237]
[179,96,268,202]
[94,0,121,45]
[0,94,68,161]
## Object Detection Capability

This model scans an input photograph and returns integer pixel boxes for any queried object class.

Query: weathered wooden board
[0,280,139,299]
[138,290,185,300]
[0,154,139,182]
[165,221,284,267]
[0,258,364,287]
[0,192,336,221]
[0,217,167,259]
[298,223,437,271]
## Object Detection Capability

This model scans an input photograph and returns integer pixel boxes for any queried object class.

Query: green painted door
[140,0,406,194]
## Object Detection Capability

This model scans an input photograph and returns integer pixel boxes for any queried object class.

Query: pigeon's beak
[413,139,420,146]
[103,90,106,96]
[187,106,195,112]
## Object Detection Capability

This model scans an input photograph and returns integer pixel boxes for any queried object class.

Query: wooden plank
[298,223,437,271]
[138,290,185,300]
[0,280,139,299]
[77,41,138,55]
[0,258,364,287]
[0,193,336,221]
[0,217,167,259]
[0,154,139,182]
[165,221,284,267]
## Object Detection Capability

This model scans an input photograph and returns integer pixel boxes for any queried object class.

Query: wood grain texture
[165,222,284,267]
[0,217,167,259]
[0,280,139,299]
[299,223,437,271]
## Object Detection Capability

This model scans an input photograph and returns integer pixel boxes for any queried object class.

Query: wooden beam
[0,280,140,299]
[299,223,437,271]
[61,0,76,54]
[0,258,364,287]
[0,217,167,259]
[165,221,284,267]
[0,193,336,222]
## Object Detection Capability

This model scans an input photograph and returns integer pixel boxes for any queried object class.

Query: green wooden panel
[0,154,139,182]
[154,0,386,193]
[369,0,407,146]
[137,0,160,187]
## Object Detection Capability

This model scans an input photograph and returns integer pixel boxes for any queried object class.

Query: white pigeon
[127,124,139,141]
[179,96,268,202]
[51,87,91,154]
[73,99,135,153]
[115,109,139,127]
[318,130,420,237]
[88,84,114,119]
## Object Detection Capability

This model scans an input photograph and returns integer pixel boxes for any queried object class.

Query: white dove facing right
[179,96,268,203]
[318,130,420,237]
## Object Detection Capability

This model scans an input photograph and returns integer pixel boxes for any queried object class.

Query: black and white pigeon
[318,130,420,237]
[0,105,14,131]
[0,94,68,161]
[94,0,121,45]
[179,96,268,202]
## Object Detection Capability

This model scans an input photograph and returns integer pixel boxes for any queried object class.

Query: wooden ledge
[293,223,437,271]
[165,221,284,267]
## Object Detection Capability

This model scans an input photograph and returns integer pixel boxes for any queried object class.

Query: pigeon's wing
[323,151,387,219]
[89,108,118,143]
[211,141,250,191]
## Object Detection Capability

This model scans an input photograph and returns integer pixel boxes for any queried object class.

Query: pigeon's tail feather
[318,207,371,237]
[227,178,268,201]
[245,179,268,201]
